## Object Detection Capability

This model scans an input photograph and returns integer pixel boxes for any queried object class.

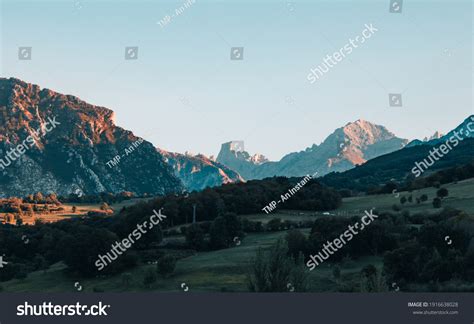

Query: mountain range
[0,77,471,198]
[217,119,408,180]
[0,78,238,197]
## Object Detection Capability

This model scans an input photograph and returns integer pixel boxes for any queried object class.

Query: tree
[332,265,341,282]
[4,213,13,224]
[134,217,163,249]
[25,204,34,216]
[13,264,28,280]
[122,272,133,287]
[420,194,428,202]
[223,212,242,239]
[72,206,77,213]
[432,198,442,208]
[361,264,377,278]
[156,255,176,278]
[436,188,449,199]
[33,255,49,273]
[267,218,282,231]
[209,216,229,249]
[100,202,110,211]
[185,224,205,250]
[392,204,401,212]
[400,196,407,205]
[209,213,242,250]
[383,243,422,283]
[216,198,226,217]
[285,230,306,260]
[359,265,388,292]
[46,193,59,205]
[15,215,23,226]
[61,227,120,277]
[33,192,44,204]
[247,239,308,292]
[162,199,179,227]
[143,268,157,288]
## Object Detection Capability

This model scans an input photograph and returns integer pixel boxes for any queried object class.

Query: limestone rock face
[0,78,182,197]
[160,150,244,192]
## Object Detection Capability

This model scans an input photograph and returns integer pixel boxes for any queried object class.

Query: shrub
[199,221,212,234]
[185,224,205,250]
[267,218,282,231]
[209,217,229,249]
[143,268,157,288]
[156,255,176,278]
[247,240,308,292]
[436,188,449,199]
[286,230,307,260]
[209,213,242,250]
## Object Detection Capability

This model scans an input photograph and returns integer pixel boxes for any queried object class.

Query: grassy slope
[1,229,381,293]
[337,177,474,216]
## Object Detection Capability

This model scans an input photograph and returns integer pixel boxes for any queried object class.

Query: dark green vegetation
[123,176,342,227]
[0,177,340,289]
[1,167,473,292]
[58,191,137,204]
[320,139,474,194]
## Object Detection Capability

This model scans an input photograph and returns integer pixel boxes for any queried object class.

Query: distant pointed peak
[428,131,444,141]
[343,119,375,128]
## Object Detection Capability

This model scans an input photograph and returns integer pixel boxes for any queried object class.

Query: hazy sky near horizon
[1,0,472,160]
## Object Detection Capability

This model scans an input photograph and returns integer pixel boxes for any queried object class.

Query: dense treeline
[58,191,136,204]
[408,161,474,188]
[121,176,341,228]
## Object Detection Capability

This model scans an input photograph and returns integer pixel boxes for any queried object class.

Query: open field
[0,197,150,225]
[336,177,474,216]
[241,178,474,224]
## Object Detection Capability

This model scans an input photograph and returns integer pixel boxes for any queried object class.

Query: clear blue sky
[1,0,472,160]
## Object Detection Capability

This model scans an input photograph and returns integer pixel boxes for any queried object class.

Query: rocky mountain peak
[423,131,444,141]
[217,120,408,180]
[0,77,118,147]
[340,119,395,145]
